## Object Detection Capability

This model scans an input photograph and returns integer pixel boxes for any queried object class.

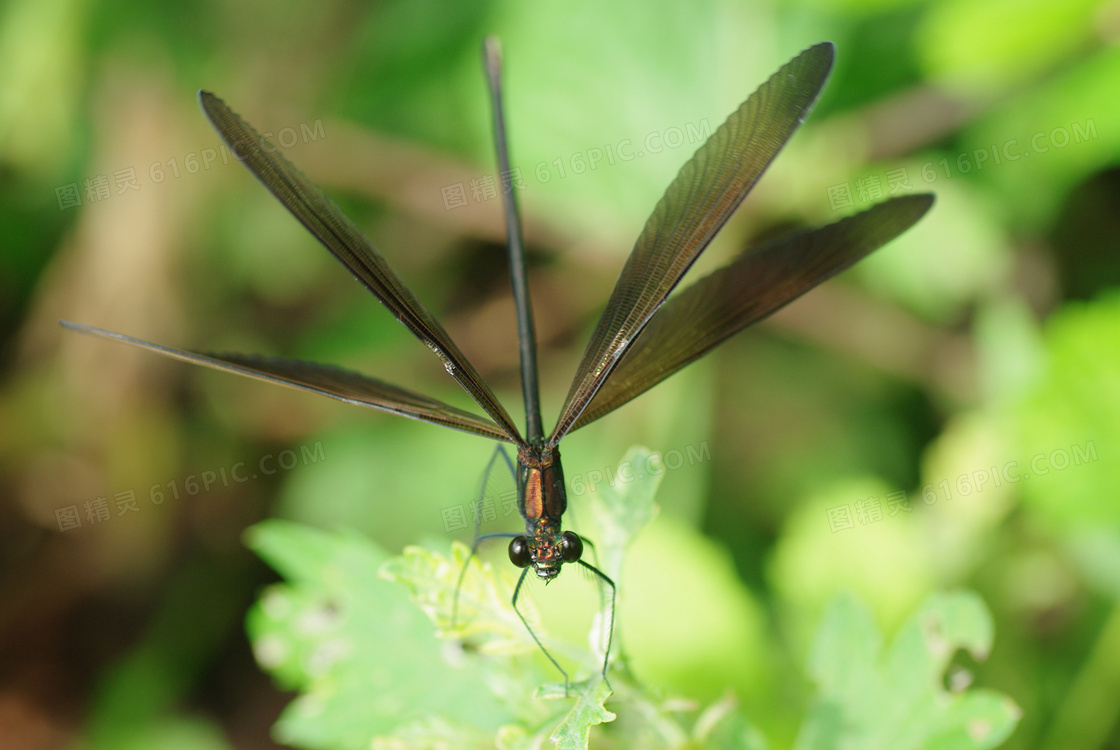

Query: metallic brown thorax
[517,441,567,580]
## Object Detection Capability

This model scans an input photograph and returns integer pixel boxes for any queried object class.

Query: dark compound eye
[508,536,531,568]
[560,531,583,563]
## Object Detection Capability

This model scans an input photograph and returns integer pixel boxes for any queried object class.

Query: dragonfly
[62,38,932,686]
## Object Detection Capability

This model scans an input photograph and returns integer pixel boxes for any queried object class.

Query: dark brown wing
[568,193,934,431]
[548,42,836,444]
[60,322,514,442]
[198,91,524,447]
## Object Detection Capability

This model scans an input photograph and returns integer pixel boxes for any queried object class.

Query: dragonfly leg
[469,444,516,541]
[511,567,571,693]
[452,531,519,627]
[576,558,616,686]
[576,537,609,633]
[453,445,519,627]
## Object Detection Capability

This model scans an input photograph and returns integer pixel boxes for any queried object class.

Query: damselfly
[62,38,933,687]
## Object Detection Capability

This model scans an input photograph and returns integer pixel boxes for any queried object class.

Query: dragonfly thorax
[511,442,579,580]
[516,442,567,525]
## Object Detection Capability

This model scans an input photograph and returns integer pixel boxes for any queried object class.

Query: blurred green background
[1,0,1119,747]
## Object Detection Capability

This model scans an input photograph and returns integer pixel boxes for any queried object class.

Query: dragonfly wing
[60,322,514,442]
[549,42,836,443]
[568,193,934,431]
[199,91,524,446]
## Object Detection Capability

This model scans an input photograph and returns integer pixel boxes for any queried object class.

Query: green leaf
[246,450,786,749]
[795,590,1020,750]
[381,542,538,656]
[368,717,496,750]
[244,520,510,750]
[546,676,616,749]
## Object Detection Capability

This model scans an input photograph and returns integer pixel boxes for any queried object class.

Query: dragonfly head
[509,531,583,583]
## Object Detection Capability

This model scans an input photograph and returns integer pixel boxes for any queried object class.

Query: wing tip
[848,192,935,231]
[197,89,218,113]
[804,41,837,69]
[59,319,95,335]
[483,35,502,70]
[899,191,936,220]
[58,320,137,345]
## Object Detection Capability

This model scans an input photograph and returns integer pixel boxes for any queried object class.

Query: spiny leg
[576,559,617,685]
[469,444,516,541]
[452,531,519,628]
[452,444,518,627]
[511,567,571,692]
[579,537,608,614]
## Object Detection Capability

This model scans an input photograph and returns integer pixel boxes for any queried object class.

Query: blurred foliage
[2,0,1120,748]
[796,591,1018,750]
[247,458,1017,749]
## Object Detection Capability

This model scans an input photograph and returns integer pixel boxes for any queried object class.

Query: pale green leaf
[547,676,616,749]
[586,445,661,579]
[795,591,1019,750]
[244,520,510,749]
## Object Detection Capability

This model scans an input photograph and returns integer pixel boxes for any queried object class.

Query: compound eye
[508,536,531,568]
[560,531,583,563]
